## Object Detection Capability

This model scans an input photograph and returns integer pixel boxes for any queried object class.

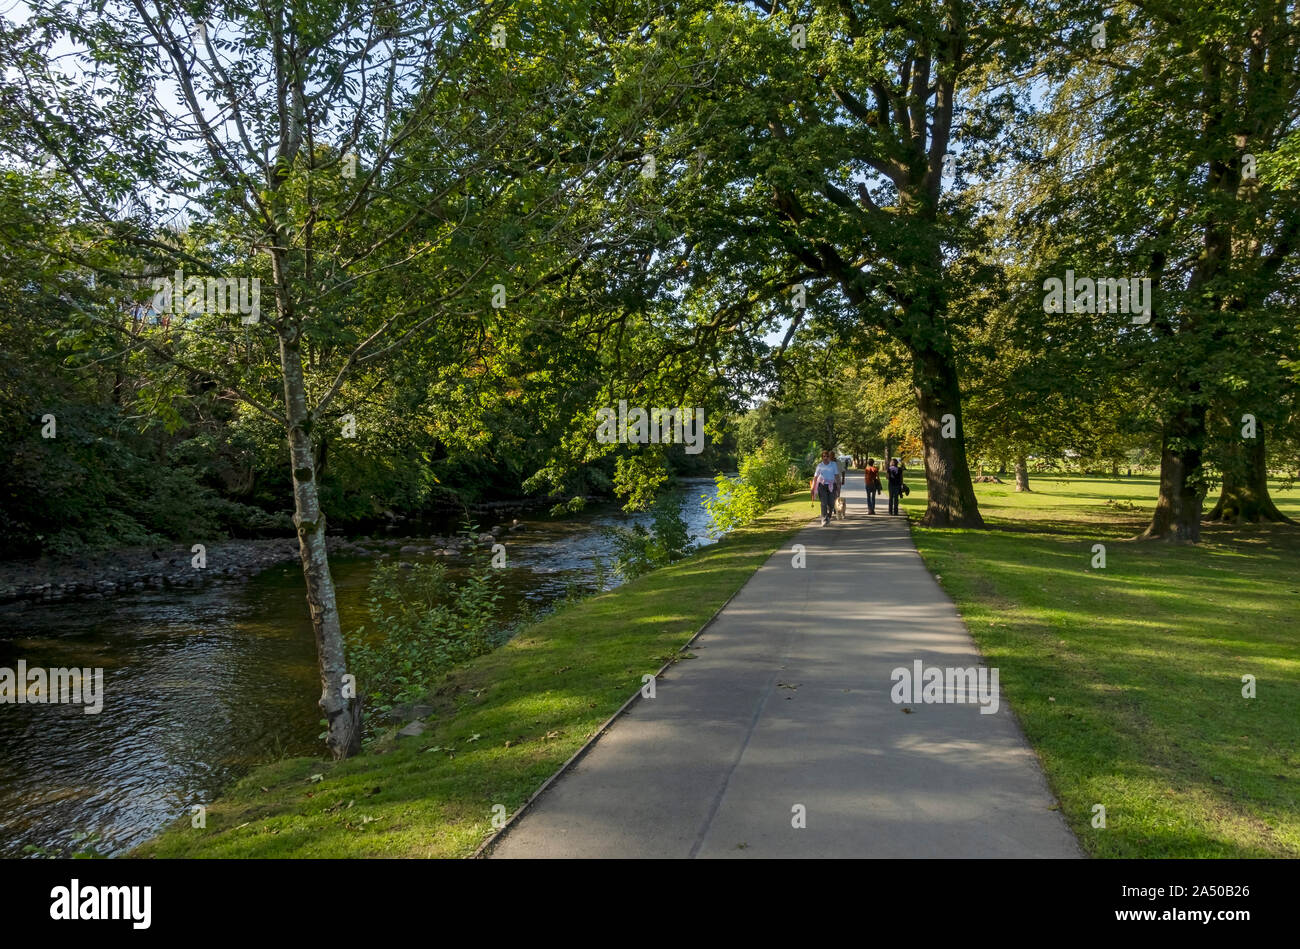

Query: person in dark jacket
[886,458,905,516]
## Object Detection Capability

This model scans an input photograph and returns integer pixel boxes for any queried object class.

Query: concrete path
[490,475,1081,858]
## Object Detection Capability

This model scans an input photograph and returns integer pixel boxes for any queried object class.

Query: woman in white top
[811,450,840,526]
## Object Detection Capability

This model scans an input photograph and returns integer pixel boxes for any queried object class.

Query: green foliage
[703,474,763,538]
[604,494,693,581]
[134,493,812,859]
[704,443,799,537]
[613,452,670,512]
[0,398,287,555]
[345,558,505,717]
[740,443,801,507]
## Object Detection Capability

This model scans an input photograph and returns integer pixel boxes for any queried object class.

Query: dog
[835,493,847,519]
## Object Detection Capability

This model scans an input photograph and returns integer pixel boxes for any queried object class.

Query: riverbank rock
[387,702,434,722]
[0,493,554,606]
[396,721,427,739]
[0,537,312,607]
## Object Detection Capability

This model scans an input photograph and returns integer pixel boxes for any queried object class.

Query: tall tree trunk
[912,345,984,527]
[1207,427,1290,523]
[1014,454,1031,492]
[1142,407,1207,542]
[1143,41,1238,543]
[281,331,361,759]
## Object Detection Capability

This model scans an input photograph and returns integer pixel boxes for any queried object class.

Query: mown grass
[133,492,813,858]
[908,473,1300,858]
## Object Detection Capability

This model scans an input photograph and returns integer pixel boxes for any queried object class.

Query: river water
[0,479,722,857]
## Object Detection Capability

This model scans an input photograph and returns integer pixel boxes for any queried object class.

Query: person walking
[863,457,882,514]
[811,449,839,526]
[886,457,905,516]
[833,453,847,518]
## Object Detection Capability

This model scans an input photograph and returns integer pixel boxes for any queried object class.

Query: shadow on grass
[913,512,1300,857]
[132,495,813,858]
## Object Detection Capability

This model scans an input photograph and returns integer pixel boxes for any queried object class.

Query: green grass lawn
[135,471,1298,859]
[908,472,1300,857]
[133,493,813,858]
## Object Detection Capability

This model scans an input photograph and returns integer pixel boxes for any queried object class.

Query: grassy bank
[908,473,1300,858]
[134,492,814,858]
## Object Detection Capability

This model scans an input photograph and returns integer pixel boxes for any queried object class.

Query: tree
[629,1,1071,527]
[1028,1,1300,540]
[0,0,685,755]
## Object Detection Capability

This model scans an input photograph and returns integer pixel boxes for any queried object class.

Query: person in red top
[863,458,882,514]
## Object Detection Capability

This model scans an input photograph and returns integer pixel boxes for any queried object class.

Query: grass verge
[908,473,1300,857]
[132,492,814,858]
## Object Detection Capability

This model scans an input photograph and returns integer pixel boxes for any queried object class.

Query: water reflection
[0,479,721,857]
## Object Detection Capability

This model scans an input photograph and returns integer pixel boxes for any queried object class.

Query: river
[0,478,722,858]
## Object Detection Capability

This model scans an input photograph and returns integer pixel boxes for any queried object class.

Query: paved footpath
[490,476,1081,858]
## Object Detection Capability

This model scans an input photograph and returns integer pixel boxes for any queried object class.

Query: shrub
[605,494,693,581]
[702,474,763,537]
[740,443,800,506]
[345,554,504,716]
[704,443,798,536]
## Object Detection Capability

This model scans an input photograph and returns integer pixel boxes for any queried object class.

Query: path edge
[903,514,1086,857]
[471,519,811,859]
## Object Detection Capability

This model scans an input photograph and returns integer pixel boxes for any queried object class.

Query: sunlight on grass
[133,494,813,859]
[912,474,1300,858]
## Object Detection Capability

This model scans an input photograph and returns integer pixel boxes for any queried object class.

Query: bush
[345,554,504,716]
[605,494,693,581]
[740,443,800,506]
[704,444,799,536]
[702,474,763,537]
